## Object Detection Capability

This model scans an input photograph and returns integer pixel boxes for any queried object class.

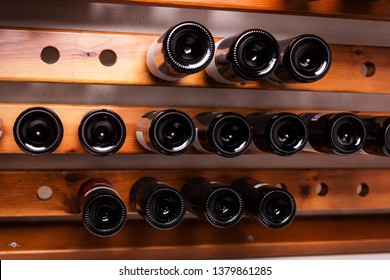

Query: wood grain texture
[0,28,389,93]
[0,103,385,155]
[0,169,388,217]
[80,0,390,21]
[2,214,390,259]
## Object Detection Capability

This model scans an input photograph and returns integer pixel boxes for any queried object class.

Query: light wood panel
[0,169,388,217]
[80,0,390,22]
[2,214,390,259]
[0,28,389,93]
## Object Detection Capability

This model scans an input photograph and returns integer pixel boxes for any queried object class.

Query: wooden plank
[80,0,390,22]
[2,214,390,259]
[0,28,389,94]
[0,169,389,217]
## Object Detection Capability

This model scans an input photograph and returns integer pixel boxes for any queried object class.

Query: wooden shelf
[2,214,390,259]
[0,28,389,94]
[0,169,388,217]
[78,0,390,22]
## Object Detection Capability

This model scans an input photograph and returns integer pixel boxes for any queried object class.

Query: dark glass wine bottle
[246,112,308,156]
[230,177,296,229]
[130,177,185,230]
[78,178,127,237]
[300,112,366,155]
[181,177,244,228]
[360,115,390,156]
[267,34,331,84]
[13,107,63,155]
[79,109,126,156]
[146,21,215,81]
[206,29,279,84]
[136,109,195,155]
[193,111,252,157]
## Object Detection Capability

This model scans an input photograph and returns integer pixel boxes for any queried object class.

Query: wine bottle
[246,112,308,155]
[267,34,331,84]
[300,112,366,155]
[78,178,127,237]
[360,115,390,156]
[79,109,126,156]
[13,107,63,155]
[206,29,279,84]
[193,111,252,157]
[230,177,296,229]
[146,21,215,81]
[136,109,195,155]
[0,115,3,139]
[181,177,244,228]
[130,177,185,230]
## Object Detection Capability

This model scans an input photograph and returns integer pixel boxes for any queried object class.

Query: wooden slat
[79,0,390,22]
[0,169,388,217]
[2,214,390,259]
[0,28,389,94]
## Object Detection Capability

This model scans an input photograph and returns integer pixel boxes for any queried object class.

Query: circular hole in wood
[99,49,117,67]
[360,62,376,77]
[275,183,288,190]
[357,183,369,197]
[37,186,53,201]
[40,46,60,64]
[315,182,328,196]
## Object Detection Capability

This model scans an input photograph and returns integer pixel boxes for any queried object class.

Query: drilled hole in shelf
[40,46,60,64]
[275,183,288,190]
[99,49,117,67]
[37,186,53,201]
[357,183,369,197]
[360,62,376,77]
[315,183,328,196]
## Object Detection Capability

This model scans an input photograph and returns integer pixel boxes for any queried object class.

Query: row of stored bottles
[78,176,295,237]
[127,21,331,84]
[2,106,390,157]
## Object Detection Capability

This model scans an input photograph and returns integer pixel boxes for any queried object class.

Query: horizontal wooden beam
[2,214,390,259]
[0,28,389,94]
[79,0,390,22]
[0,169,388,217]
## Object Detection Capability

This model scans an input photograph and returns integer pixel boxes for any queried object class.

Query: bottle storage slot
[0,28,389,94]
[77,0,390,22]
[0,169,389,217]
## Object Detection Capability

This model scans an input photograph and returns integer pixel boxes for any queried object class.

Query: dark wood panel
[2,214,390,259]
[79,0,390,21]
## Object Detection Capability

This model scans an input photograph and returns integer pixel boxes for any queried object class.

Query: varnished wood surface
[2,214,390,259]
[80,0,390,22]
[0,28,389,94]
[0,103,385,155]
[0,169,389,217]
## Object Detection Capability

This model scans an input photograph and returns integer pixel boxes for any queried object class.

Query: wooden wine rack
[0,28,389,94]
[1,0,390,260]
